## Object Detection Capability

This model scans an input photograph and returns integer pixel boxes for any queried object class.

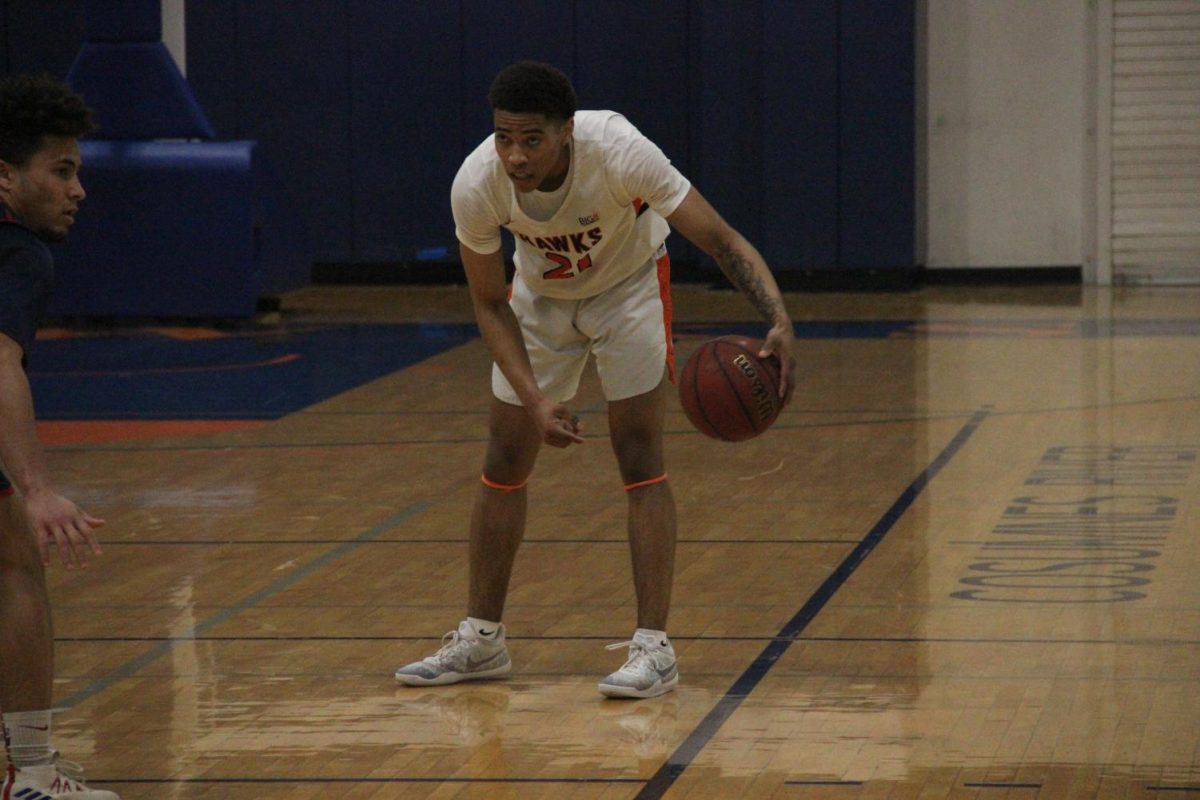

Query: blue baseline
[635,408,991,799]
[56,502,430,711]
[29,318,1200,421]
[679,318,1200,339]
[30,323,478,420]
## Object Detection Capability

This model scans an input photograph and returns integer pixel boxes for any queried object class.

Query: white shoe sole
[395,661,511,686]
[598,672,678,699]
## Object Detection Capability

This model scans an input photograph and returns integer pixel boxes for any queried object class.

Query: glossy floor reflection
[21,284,1200,798]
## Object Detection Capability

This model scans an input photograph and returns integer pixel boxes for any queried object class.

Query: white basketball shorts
[493,244,675,405]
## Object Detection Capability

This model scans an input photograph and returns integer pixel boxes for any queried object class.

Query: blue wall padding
[458,0,575,148]
[762,2,840,268]
[187,1,914,273]
[218,0,353,262]
[691,3,765,252]
[348,0,461,261]
[838,0,916,269]
[176,0,238,131]
[10,1,916,273]
[67,42,215,139]
[49,141,312,318]
[253,149,315,295]
[574,0,690,177]
[1,3,85,78]
[84,0,160,42]
[576,0,692,260]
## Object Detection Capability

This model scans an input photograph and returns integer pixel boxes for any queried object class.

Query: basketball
[678,336,784,442]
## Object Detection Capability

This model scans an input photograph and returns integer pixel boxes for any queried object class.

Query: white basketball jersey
[452,110,691,300]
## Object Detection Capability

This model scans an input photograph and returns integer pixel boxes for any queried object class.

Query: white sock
[634,628,670,650]
[2,709,54,766]
[466,617,502,640]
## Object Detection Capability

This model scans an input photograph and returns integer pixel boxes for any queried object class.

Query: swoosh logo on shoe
[466,653,502,670]
[478,629,495,637]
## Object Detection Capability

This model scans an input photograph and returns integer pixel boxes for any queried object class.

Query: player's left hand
[530,397,585,448]
[23,487,106,570]
[759,322,796,406]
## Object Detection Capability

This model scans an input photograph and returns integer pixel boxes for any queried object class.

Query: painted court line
[636,408,991,799]
[94,777,644,786]
[56,502,430,711]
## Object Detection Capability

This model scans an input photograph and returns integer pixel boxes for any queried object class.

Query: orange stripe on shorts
[656,250,675,383]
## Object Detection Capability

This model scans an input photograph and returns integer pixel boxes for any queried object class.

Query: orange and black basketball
[678,335,783,442]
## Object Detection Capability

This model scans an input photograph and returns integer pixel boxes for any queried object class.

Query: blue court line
[43,414,975,452]
[44,389,1200,455]
[56,634,1200,645]
[93,777,644,785]
[1146,788,1200,793]
[56,502,430,711]
[635,408,991,800]
[680,319,1200,339]
[94,537,856,545]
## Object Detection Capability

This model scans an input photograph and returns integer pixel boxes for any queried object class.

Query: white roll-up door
[1110,0,1200,284]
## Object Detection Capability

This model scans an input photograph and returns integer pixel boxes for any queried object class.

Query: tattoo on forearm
[715,241,786,324]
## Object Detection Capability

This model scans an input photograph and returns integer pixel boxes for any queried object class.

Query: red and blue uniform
[0,204,55,496]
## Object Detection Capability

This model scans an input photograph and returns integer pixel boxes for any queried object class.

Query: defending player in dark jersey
[0,73,119,800]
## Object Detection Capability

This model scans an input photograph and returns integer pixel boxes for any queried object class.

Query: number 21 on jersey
[543,252,593,280]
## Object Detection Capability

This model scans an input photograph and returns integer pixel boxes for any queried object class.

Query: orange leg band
[624,473,668,492]
[481,474,528,492]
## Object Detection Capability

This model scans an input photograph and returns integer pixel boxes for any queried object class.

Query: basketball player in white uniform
[396,61,796,698]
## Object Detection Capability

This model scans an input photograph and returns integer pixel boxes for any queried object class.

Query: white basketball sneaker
[395,620,511,686]
[598,631,679,699]
[2,755,121,799]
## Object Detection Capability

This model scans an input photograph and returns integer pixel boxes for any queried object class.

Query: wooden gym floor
[23,281,1200,798]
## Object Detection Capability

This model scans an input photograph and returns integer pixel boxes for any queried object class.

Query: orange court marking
[32,352,301,378]
[142,326,232,340]
[36,326,231,341]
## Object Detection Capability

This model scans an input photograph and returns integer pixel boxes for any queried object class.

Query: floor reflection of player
[405,689,510,747]
[600,697,679,761]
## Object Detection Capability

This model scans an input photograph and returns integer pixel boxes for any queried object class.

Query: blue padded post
[69,0,216,139]
[85,0,161,42]
[54,2,312,317]
[68,43,215,139]
[50,141,312,318]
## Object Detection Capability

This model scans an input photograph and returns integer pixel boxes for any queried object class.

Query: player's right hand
[533,398,585,448]
[23,487,106,570]
[760,322,797,406]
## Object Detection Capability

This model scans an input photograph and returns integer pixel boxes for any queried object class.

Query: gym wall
[2,1,915,276]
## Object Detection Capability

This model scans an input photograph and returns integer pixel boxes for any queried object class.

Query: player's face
[0,135,86,242]
[493,111,573,193]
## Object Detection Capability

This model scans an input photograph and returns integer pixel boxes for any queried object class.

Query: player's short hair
[0,74,95,166]
[488,61,577,124]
